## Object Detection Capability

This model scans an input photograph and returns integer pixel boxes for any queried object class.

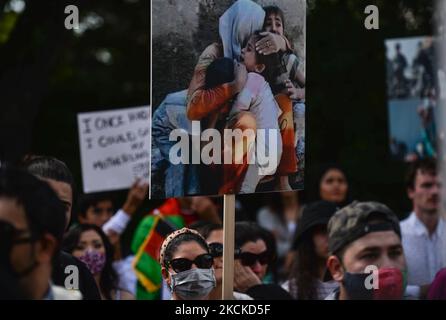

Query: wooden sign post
[222,194,235,300]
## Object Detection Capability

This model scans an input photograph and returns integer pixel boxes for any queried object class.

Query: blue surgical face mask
[169,268,216,300]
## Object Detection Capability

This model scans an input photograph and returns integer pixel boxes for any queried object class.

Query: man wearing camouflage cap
[325,201,408,300]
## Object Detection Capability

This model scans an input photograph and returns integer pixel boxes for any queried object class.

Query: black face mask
[0,220,39,278]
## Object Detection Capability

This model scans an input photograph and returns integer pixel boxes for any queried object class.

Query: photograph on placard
[151,0,306,198]
[385,36,439,162]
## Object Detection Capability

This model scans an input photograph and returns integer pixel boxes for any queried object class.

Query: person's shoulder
[57,251,102,300]
[283,52,299,61]
[54,251,82,275]
[58,250,74,263]
[324,288,339,300]
[282,51,299,66]
[51,285,83,300]
[59,251,89,271]
[59,251,81,264]
[247,72,264,80]
[439,217,446,226]
[433,268,446,281]
[246,72,266,95]
[246,284,293,300]
[400,212,416,232]
[115,289,135,300]
[233,292,254,300]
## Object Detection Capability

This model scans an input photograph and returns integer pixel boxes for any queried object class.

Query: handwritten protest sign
[77,106,151,193]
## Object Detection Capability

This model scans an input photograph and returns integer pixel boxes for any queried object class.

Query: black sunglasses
[167,253,214,273]
[235,250,270,266]
[208,242,223,258]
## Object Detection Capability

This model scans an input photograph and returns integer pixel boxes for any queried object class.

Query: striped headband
[159,227,206,265]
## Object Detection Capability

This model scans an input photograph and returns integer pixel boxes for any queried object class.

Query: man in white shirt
[400,158,446,298]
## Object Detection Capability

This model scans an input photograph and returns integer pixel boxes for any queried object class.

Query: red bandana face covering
[343,267,406,300]
[374,268,405,299]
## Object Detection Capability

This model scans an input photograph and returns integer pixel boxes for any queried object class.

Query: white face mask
[169,268,216,300]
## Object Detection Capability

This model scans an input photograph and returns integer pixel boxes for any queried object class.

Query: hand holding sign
[122,179,149,216]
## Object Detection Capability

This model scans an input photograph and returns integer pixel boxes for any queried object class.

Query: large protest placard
[78,106,151,193]
[151,0,306,198]
[385,36,438,162]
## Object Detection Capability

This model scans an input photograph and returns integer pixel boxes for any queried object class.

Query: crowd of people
[1,154,446,300]
[157,158,446,300]
[1,0,445,302]
[387,39,436,100]
[387,38,438,163]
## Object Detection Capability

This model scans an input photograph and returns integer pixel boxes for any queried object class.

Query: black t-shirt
[246,284,293,300]
[0,266,27,299]
[52,251,101,300]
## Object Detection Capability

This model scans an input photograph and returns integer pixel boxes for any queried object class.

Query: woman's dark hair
[62,224,118,300]
[263,5,286,32]
[308,164,351,206]
[190,222,223,240]
[235,221,264,248]
[77,192,115,219]
[250,31,282,84]
[162,232,210,268]
[205,58,235,89]
[289,227,327,300]
[235,221,278,280]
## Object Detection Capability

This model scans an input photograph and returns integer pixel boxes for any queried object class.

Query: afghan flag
[131,199,185,300]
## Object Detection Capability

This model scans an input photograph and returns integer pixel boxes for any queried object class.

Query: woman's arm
[289,54,305,88]
[187,84,236,120]
[119,290,135,300]
[186,44,246,120]
[294,69,305,88]
[284,80,305,100]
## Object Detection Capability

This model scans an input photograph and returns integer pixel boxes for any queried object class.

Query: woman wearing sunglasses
[160,228,216,300]
[191,223,253,300]
[234,222,272,282]
[233,222,292,299]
